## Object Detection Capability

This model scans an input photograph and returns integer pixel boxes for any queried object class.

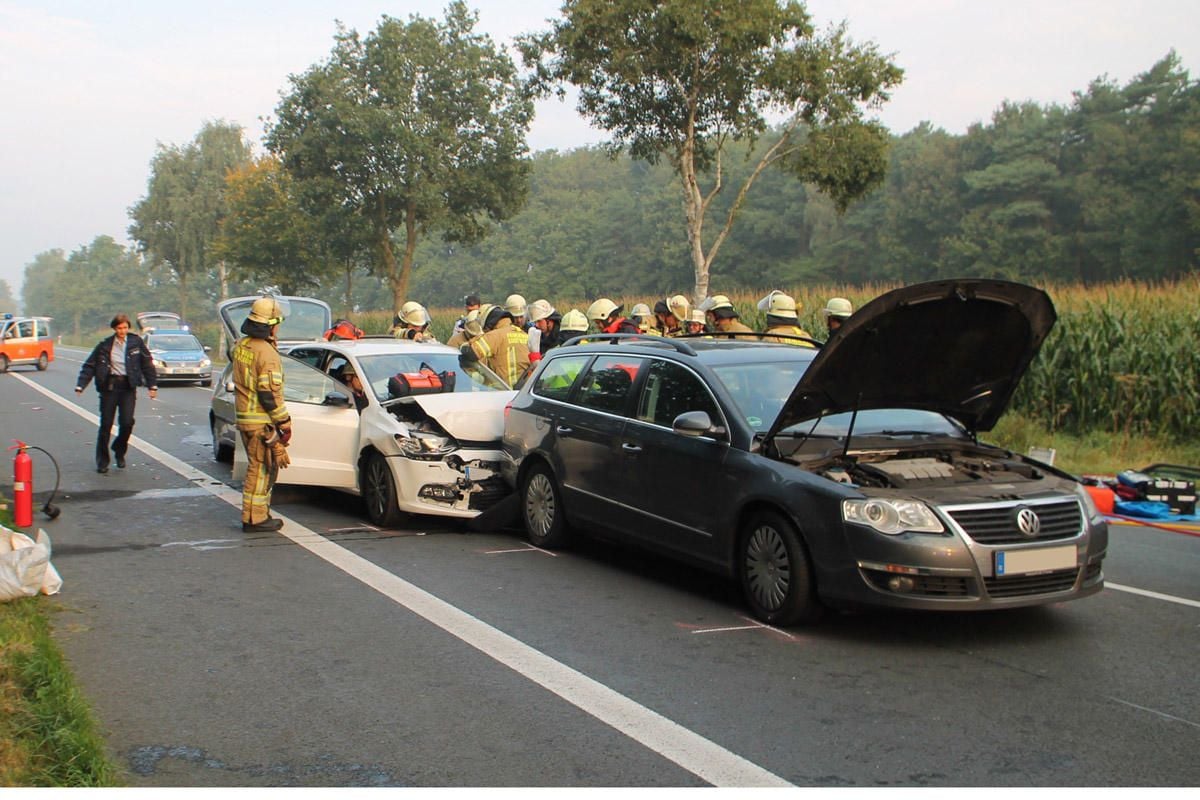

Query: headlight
[154,358,167,369]
[200,358,211,367]
[843,498,944,535]
[396,430,455,458]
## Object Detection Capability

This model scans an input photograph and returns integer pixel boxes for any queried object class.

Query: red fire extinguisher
[10,440,33,528]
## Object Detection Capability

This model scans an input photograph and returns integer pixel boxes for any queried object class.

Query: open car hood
[765,279,1056,442]
[217,296,332,358]
[408,391,517,442]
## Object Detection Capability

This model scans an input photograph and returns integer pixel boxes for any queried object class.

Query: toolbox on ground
[1117,470,1196,514]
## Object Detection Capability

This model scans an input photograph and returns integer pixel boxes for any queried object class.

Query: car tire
[0,355,8,374]
[363,451,403,528]
[211,417,233,463]
[521,462,571,548]
[738,510,823,626]
[36,353,48,371]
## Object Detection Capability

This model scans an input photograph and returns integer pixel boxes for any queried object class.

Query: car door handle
[621,443,642,454]
[555,425,574,435]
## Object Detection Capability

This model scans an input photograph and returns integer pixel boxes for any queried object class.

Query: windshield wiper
[879,430,938,437]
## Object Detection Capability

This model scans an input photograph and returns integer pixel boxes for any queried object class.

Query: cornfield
[358,276,1200,439]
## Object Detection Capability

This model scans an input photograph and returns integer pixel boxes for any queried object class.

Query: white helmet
[527,299,555,323]
[823,297,853,319]
[399,301,429,327]
[560,309,589,333]
[630,303,651,318]
[698,294,733,313]
[586,298,620,323]
[248,295,289,325]
[758,290,798,320]
[461,308,484,339]
[688,309,706,325]
[504,293,527,317]
[667,294,690,319]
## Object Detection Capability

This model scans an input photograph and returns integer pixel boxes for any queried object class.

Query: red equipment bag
[388,368,456,398]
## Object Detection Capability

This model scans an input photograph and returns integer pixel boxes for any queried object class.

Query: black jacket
[77,333,158,392]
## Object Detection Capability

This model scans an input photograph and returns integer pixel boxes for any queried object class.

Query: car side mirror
[673,410,725,438]
[324,392,352,408]
[203,345,211,353]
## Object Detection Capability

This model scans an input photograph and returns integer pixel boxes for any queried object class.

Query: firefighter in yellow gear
[446,307,483,348]
[758,290,817,348]
[233,296,293,533]
[460,304,531,388]
[702,295,755,336]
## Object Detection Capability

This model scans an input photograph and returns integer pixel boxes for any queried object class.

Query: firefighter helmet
[248,295,289,325]
[823,297,853,319]
[527,299,555,323]
[560,309,589,333]
[504,294,527,317]
[586,298,620,323]
[398,301,429,327]
[759,290,799,320]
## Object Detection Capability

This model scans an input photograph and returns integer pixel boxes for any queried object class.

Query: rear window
[531,355,590,402]
[575,356,645,415]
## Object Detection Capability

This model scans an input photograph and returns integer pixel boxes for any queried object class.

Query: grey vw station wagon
[501,279,1108,626]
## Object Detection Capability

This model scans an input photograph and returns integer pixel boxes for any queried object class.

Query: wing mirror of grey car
[673,410,724,438]
[203,345,212,353]
[324,392,352,408]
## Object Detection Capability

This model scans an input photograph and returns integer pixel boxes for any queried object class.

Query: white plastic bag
[0,525,63,601]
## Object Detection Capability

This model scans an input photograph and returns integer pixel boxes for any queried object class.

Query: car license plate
[995,545,1076,577]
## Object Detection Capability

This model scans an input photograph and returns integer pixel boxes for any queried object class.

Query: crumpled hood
[766,279,1057,441]
[410,391,517,441]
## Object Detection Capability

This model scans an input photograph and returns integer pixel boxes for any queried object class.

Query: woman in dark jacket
[75,314,158,472]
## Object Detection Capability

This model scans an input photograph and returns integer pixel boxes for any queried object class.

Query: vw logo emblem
[1016,507,1041,537]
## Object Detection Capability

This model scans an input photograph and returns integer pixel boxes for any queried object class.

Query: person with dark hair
[452,294,482,338]
[75,313,158,473]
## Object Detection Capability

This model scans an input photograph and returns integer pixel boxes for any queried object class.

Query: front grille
[984,568,1079,598]
[947,500,1082,545]
[468,477,511,511]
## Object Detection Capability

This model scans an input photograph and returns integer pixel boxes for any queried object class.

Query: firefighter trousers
[240,427,278,525]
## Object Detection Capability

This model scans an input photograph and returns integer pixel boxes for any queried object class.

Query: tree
[0,279,15,313]
[266,2,534,314]
[129,121,253,319]
[519,0,902,301]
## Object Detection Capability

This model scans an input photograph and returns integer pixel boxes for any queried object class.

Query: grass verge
[990,413,1200,476]
[0,505,121,786]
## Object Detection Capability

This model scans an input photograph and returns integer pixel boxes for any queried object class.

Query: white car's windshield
[357,352,509,399]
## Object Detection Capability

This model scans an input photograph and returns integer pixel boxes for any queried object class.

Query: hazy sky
[2,0,1196,302]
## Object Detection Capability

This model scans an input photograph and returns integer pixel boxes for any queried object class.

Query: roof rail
[560,333,699,356]
[679,331,823,348]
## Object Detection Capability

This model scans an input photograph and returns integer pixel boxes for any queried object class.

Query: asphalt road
[2,348,1198,787]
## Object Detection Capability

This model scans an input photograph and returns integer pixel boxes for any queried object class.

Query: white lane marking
[1105,696,1200,730]
[12,373,790,787]
[1106,582,1200,609]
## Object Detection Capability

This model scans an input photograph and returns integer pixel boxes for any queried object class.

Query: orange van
[0,314,55,372]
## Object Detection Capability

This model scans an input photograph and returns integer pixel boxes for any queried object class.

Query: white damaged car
[212,299,516,526]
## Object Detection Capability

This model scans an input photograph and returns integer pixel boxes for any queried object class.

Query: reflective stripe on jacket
[762,324,817,347]
[469,318,530,387]
[233,336,290,428]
